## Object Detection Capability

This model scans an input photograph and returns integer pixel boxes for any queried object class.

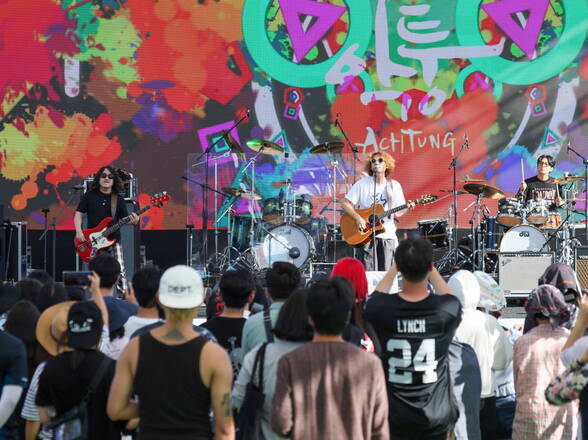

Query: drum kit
[426,175,586,274]
[207,137,346,276]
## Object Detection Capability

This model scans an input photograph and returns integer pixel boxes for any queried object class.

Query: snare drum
[543,212,562,229]
[417,218,448,248]
[497,198,523,227]
[526,199,549,224]
[499,224,548,252]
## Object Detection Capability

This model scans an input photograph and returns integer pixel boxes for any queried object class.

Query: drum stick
[521,159,525,182]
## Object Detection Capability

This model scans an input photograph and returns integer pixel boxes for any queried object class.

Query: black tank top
[134,332,212,440]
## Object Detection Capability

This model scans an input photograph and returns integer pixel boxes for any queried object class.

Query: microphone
[72,185,85,190]
[289,247,300,259]
[567,137,573,154]
[334,112,341,127]
[246,107,251,117]
[465,133,469,148]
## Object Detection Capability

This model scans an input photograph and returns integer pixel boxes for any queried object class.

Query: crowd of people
[1,238,588,439]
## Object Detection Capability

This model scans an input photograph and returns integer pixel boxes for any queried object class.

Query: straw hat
[36,301,75,356]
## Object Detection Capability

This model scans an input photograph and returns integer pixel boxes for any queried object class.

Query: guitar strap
[385,181,394,219]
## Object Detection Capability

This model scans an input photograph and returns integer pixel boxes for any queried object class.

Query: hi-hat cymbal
[309,141,344,155]
[224,131,245,161]
[463,183,505,199]
[222,187,262,200]
[552,175,584,184]
[440,189,469,195]
[246,139,284,155]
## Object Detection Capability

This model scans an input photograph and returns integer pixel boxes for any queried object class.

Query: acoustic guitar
[340,194,437,246]
[74,192,169,262]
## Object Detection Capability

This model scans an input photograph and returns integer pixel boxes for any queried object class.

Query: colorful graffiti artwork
[1,0,587,229]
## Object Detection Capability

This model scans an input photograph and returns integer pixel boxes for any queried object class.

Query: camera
[63,271,92,287]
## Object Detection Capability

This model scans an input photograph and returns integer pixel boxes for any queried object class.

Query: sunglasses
[101,173,114,179]
[371,158,384,164]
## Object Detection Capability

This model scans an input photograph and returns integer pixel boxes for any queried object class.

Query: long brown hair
[91,166,123,194]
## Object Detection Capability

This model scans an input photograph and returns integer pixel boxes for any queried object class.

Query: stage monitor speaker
[120,200,140,282]
[575,247,588,290]
[498,252,554,296]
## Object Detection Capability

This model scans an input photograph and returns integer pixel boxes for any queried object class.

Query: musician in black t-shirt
[517,155,563,210]
[74,166,138,291]
[365,238,462,438]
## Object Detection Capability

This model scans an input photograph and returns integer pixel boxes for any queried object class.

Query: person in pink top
[512,284,577,439]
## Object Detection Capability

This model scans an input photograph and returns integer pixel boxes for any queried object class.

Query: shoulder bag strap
[256,343,268,392]
[83,355,112,402]
[263,308,274,343]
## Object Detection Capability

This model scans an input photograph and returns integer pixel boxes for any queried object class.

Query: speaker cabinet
[575,247,588,290]
[499,252,554,296]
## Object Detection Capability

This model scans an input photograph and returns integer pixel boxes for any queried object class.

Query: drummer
[518,155,563,209]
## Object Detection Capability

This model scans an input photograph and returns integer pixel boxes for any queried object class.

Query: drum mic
[465,133,469,148]
[334,112,341,127]
[289,247,300,259]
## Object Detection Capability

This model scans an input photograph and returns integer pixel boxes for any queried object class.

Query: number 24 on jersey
[387,338,438,385]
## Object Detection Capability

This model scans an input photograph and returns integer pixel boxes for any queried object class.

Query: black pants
[480,396,497,440]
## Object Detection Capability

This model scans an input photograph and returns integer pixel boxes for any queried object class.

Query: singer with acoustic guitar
[342,152,414,271]
[74,166,139,290]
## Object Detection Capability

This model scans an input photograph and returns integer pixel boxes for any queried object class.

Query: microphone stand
[568,140,588,245]
[372,175,378,271]
[39,208,50,272]
[446,135,469,267]
[39,186,82,278]
[190,112,249,267]
[335,116,358,184]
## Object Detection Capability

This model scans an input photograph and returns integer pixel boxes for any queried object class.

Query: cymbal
[224,131,245,161]
[463,183,505,199]
[457,178,485,183]
[246,139,284,155]
[440,189,469,195]
[552,175,584,183]
[309,141,344,155]
[222,187,262,200]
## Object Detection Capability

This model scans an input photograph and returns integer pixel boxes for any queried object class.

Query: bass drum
[499,224,548,252]
[256,224,314,269]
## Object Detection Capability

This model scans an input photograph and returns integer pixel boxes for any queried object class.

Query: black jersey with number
[365,291,462,437]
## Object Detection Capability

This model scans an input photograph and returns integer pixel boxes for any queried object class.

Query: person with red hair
[331,258,381,355]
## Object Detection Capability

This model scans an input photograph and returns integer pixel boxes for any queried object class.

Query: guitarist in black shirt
[74,166,138,290]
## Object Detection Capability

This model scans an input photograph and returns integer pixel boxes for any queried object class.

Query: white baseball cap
[158,265,204,309]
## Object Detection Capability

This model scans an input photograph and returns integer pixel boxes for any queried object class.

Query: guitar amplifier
[83,174,136,201]
[499,252,554,296]
[575,247,588,290]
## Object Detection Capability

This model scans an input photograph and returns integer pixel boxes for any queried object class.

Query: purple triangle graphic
[481,0,550,58]
[279,0,346,62]
[545,132,558,144]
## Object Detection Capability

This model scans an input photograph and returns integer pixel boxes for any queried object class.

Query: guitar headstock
[150,191,170,208]
[415,194,438,205]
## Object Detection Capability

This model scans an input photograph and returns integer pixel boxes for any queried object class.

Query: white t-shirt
[345,176,406,239]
